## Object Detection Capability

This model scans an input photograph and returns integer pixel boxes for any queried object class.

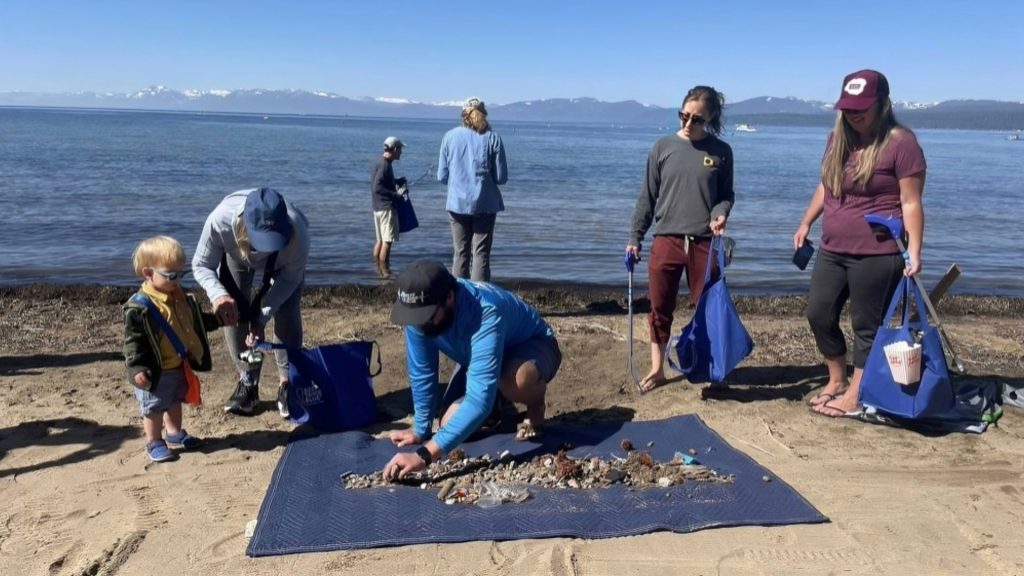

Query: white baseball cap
[383,136,405,150]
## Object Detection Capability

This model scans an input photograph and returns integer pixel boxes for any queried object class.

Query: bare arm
[793,183,825,250]
[899,172,926,276]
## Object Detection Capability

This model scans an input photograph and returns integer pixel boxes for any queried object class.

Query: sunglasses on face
[678,111,707,126]
[154,269,186,281]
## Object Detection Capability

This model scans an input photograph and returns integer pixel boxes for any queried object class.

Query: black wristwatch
[415,446,433,466]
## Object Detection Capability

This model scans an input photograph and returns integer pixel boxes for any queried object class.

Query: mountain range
[2,86,1023,130]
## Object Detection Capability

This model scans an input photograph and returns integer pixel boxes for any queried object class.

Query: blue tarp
[247,414,827,556]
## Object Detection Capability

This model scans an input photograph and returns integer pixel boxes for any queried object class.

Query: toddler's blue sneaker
[165,430,202,450]
[146,440,178,463]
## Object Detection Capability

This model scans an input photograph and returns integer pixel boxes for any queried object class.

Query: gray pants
[220,255,303,387]
[449,212,496,282]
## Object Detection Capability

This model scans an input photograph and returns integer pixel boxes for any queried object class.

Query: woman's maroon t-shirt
[820,129,926,255]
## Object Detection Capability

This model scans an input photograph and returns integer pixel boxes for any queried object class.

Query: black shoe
[224,380,258,415]
[276,384,290,420]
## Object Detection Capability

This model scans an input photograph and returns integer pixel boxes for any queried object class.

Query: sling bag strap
[218,251,278,323]
[131,294,190,360]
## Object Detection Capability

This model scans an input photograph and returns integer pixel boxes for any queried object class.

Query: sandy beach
[1,284,1022,576]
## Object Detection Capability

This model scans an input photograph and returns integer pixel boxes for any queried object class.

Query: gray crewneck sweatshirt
[629,133,735,246]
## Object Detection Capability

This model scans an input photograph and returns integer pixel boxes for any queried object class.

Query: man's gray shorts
[504,335,562,384]
[134,367,187,416]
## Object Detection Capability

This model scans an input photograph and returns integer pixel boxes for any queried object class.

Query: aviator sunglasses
[678,111,707,126]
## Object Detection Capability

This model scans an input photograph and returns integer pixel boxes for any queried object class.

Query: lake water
[0,107,1021,295]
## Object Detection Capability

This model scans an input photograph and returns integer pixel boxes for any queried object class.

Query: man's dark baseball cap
[835,69,890,111]
[390,259,456,326]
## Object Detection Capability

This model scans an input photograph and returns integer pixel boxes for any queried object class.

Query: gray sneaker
[224,380,258,415]
[276,384,290,420]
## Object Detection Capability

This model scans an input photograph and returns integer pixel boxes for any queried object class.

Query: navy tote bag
[396,193,419,233]
[669,236,754,383]
[859,276,954,419]
[286,341,381,432]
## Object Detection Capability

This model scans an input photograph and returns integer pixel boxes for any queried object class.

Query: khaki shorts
[374,209,398,243]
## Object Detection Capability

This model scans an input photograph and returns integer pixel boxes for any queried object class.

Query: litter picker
[864,213,965,373]
[624,251,644,394]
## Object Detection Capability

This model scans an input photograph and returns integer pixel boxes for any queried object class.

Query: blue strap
[131,294,188,360]
[701,236,727,285]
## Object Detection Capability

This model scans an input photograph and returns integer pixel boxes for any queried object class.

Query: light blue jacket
[438,126,508,215]
[405,279,553,452]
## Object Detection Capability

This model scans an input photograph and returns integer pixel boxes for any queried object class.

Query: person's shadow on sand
[0,417,136,478]
[0,351,123,376]
[698,364,827,403]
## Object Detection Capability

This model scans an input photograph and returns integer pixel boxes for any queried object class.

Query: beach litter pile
[342,439,734,506]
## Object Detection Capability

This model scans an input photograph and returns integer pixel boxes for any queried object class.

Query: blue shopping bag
[859,277,954,419]
[286,341,381,432]
[669,236,754,383]
[396,193,419,233]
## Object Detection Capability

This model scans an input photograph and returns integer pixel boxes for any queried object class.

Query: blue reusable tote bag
[859,276,954,419]
[286,341,381,432]
[396,193,419,233]
[669,236,754,383]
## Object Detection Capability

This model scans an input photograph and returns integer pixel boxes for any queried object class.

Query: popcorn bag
[883,341,922,385]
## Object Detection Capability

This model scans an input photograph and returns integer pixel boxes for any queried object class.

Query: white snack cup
[883,341,922,385]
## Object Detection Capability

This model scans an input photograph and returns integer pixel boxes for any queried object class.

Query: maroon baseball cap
[834,69,890,111]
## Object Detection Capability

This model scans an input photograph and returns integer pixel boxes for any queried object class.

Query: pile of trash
[342,439,734,506]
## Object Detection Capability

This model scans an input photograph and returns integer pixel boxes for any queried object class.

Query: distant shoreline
[2,104,1022,132]
[3,282,1021,318]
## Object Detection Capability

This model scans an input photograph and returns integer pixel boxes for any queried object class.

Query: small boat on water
[1007,133,1021,141]
[734,123,758,133]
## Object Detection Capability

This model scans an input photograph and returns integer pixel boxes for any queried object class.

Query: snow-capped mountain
[0,86,1020,129]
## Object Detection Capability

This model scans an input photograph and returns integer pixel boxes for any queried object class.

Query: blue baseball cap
[244,188,292,252]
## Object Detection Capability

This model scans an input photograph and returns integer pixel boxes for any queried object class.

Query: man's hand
[388,430,421,447]
[212,295,239,327]
[382,452,427,481]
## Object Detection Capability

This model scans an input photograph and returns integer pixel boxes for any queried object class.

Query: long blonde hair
[461,108,490,134]
[822,98,904,196]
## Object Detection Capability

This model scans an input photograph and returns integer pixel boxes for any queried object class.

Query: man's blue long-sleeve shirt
[405,279,553,452]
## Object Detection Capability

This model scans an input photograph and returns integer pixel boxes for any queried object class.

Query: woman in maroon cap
[794,70,927,417]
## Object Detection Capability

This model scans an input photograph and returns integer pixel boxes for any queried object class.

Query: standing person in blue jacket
[382,259,561,480]
[192,188,310,418]
[438,97,508,282]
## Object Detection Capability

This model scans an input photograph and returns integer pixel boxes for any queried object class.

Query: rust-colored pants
[647,235,719,344]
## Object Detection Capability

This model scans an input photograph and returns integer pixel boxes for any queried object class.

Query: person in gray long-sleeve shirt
[626,85,735,392]
[192,188,310,417]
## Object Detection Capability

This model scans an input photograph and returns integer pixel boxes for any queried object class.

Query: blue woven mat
[247,414,826,556]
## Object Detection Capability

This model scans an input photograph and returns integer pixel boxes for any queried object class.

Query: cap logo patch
[844,78,867,96]
[399,290,427,305]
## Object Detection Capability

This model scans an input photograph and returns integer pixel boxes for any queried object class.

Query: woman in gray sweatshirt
[626,86,735,393]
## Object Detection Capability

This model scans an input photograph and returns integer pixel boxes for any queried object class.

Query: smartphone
[793,239,815,270]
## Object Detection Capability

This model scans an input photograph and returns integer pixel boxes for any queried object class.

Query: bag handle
[368,340,382,378]
[881,276,931,329]
[701,236,728,285]
[256,339,382,377]
[131,294,190,360]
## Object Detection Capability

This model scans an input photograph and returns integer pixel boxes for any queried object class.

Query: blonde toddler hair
[132,235,186,277]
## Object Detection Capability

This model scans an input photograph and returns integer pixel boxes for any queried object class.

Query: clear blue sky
[1,0,1021,106]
